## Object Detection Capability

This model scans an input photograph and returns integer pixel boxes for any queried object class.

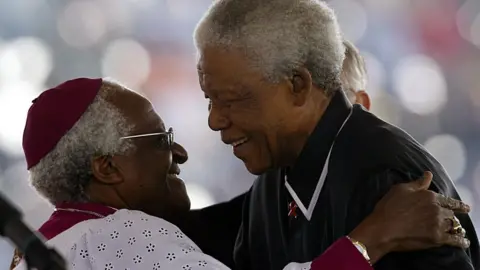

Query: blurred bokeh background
[0,0,479,267]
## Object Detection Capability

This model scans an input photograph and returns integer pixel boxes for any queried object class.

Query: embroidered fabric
[68,209,229,270]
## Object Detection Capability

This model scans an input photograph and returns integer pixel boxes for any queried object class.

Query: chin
[178,196,191,212]
[244,160,271,175]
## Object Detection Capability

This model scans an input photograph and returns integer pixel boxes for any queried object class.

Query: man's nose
[208,105,230,131]
[171,142,188,164]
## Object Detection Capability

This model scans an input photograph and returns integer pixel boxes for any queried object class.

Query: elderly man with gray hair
[194,0,479,269]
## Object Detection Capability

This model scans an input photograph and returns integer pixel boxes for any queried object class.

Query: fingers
[416,171,433,190]
[418,171,433,190]
[398,172,469,213]
[435,193,470,213]
[441,233,470,249]
[439,211,467,237]
[407,171,470,213]
[439,208,455,232]
[401,171,433,191]
[436,211,469,249]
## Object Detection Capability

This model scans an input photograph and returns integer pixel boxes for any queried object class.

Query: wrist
[348,215,393,264]
[346,235,372,265]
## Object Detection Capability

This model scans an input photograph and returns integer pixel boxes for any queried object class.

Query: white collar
[284,108,353,221]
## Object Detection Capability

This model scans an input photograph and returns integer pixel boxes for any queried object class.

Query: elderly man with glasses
[11,78,190,269]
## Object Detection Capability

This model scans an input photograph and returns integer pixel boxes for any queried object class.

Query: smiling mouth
[231,138,248,148]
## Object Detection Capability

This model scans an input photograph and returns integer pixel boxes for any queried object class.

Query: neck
[282,94,332,167]
[54,201,118,218]
[86,181,133,210]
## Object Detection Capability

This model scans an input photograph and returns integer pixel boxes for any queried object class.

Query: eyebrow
[206,83,250,96]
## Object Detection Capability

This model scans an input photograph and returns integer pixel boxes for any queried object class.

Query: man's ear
[355,90,371,111]
[290,67,314,107]
[91,156,123,185]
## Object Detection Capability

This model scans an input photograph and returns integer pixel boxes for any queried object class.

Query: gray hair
[28,81,135,205]
[194,0,345,95]
[341,40,367,102]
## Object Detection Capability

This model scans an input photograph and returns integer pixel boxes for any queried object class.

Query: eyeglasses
[120,127,174,149]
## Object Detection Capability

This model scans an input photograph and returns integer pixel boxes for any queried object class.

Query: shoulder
[67,209,215,269]
[338,109,450,191]
[344,108,430,166]
[84,209,190,243]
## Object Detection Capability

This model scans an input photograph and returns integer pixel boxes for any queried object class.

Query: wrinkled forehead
[110,88,165,133]
[197,47,263,96]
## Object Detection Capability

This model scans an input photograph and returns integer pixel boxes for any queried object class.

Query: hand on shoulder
[349,172,470,264]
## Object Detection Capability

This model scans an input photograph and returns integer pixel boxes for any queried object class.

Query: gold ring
[449,216,463,234]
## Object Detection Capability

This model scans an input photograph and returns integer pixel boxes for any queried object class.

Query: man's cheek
[230,116,255,131]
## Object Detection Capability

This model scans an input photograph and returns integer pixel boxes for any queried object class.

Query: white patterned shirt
[67,209,312,270]
[67,209,227,269]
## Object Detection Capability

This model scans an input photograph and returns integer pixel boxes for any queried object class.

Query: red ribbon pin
[288,201,298,218]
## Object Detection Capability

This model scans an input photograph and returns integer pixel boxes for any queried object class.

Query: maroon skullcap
[23,78,103,169]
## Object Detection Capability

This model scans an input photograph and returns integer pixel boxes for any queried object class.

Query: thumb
[411,171,433,191]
